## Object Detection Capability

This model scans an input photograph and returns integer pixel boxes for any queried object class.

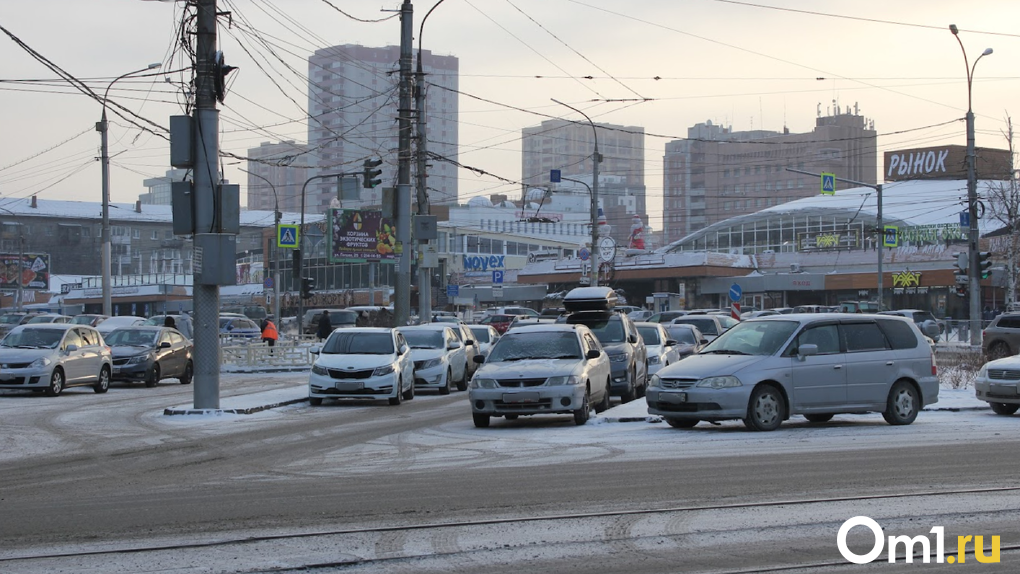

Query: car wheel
[620,371,636,404]
[635,369,646,398]
[456,364,469,392]
[988,342,1011,361]
[743,384,785,431]
[573,388,591,426]
[473,412,490,428]
[145,364,160,388]
[990,402,1019,416]
[804,413,834,423]
[179,361,193,385]
[403,376,415,400]
[666,418,698,429]
[309,397,323,406]
[439,369,452,395]
[45,368,64,397]
[388,385,402,406]
[882,380,919,425]
[594,381,611,413]
[93,366,110,394]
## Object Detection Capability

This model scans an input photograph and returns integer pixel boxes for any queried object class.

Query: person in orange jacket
[260,315,278,350]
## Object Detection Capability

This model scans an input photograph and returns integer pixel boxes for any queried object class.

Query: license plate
[503,392,540,403]
[991,384,1018,395]
[663,392,687,404]
[335,382,364,392]
[112,367,121,373]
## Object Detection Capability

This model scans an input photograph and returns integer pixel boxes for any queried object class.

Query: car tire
[743,384,785,431]
[456,365,469,392]
[620,371,636,404]
[988,342,1011,361]
[573,388,591,426]
[93,366,110,394]
[882,380,919,425]
[403,377,415,400]
[180,361,193,385]
[309,397,323,406]
[636,368,646,398]
[666,418,698,429]
[439,369,452,395]
[804,413,834,423]
[473,412,490,428]
[594,381,611,413]
[45,368,64,397]
[145,364,160,388]
[990,402,1019,416]
[388,388,402,406]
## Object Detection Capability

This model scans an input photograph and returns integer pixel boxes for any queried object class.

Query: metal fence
[220,336,319,369]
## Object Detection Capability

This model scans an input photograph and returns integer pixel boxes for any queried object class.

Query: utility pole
[394,0,414,327]
[552,99,600,286]
[415,42,431,322]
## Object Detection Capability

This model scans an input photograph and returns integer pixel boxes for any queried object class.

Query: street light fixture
[551,99,601,286]
[242,169,281,324]
[950,24,993,347]
[99,62,160,317]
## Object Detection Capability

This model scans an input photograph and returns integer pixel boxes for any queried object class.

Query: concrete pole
[99,112,112,316]
[394,0,414,327]
[415,53,431,323]
[876,184,884,310]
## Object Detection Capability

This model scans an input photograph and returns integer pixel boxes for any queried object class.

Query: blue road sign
[960,211,970,227]
[579,247,590,261]
[263,277,274,289]
[447,284,459,298]
[277,224,299,248]
[492,270,505,284]
[550,169,562,183]
[883,225,899,248]
[729,283,742,302]
[821,173,836,195]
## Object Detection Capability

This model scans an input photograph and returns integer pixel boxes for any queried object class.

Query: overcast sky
[2,0,1019,232]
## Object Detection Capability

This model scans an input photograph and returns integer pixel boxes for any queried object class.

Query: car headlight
[609,353,628,363]
[976,366,987,379]
[373,364,395,377]
[470,377,498,389]
[545,375,582,386]
[419,358,442,370]
[696,375,742,389]
[28,357,51,369]
[649,374,661,388]
[647,355,660,364]
[311,364,328,376]
[126,354,151,365]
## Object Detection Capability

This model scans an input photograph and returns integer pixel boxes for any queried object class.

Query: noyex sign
[463,255,505,271]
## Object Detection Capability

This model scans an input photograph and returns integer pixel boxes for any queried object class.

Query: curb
[163,396,308,416]
[599,406,991,423]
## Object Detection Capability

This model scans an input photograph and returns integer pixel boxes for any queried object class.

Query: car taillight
[931,354,937,376]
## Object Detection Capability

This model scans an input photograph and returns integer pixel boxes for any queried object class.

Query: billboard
[327,209,397,263]
[0,253,50,291]
[883,145,1012,182]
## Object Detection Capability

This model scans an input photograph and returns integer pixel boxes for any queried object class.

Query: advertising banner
[0,253,49,291]
[327,209,397,263]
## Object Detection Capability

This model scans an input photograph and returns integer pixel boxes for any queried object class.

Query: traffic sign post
[492,285,504,298]
[446,284,459,298]
[883,225,899,248]
[821,173,836,195]
[579,247,590,262]
[277,224,299,248]
[729,283,742,302]
[492,270,504,284]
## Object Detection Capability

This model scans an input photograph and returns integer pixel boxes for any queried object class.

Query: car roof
[15,323,77,331]
[334,327,394,334]
[500,324,585,334]
[398,324,453,331]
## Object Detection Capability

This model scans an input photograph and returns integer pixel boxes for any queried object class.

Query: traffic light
[301,276,315,299]
[978,251,993,279]
[362,158,383,189]
[955,284,967,297]
[953,252,968,285]
[292,248,301,270]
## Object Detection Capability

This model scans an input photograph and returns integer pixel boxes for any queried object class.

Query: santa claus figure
[629,215,645,250]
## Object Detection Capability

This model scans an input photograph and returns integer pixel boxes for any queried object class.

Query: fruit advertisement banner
[0,253,49,291]
[327,209,397,263]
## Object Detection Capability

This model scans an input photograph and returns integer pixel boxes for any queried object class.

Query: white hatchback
[397,324,468,394]
[308,328,414,406]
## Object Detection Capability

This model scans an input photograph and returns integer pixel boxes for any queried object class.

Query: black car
[106,326,194,387]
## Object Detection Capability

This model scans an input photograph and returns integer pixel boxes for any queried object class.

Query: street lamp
[0,206,24,311]
[296,172,348,331]
[950,24,993,347]
[242,169,281,326]
[552,99,601,286]
[99,63,160,317]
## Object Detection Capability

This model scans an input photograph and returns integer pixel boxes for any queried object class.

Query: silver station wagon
[646,314,939,431]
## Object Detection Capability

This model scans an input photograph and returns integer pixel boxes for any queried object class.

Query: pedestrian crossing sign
[821,173,836,195]
[277,224,299,248]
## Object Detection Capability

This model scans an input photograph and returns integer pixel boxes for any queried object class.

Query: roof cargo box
[562,287,618,313]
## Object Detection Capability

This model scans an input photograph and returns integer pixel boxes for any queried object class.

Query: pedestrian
[261,316,278,352]
[316,310,333,341]
[164,315,176,329]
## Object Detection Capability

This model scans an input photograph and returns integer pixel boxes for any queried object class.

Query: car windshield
[400,330,444,349]
[583,319,625,343]
[0,314,24,324]
[70,316,96,325]
[717,316,739,329]
[469,327,490,343]
[666,326,698,344]
[332,311,358,325]
[26,316,56,324]
[637,326,661,345]
[487,331,581,362]
[701,320,799,356]
[1,328,63,349]
[673,317,718,335]
[321,332,394,355]
[105,329,158,347]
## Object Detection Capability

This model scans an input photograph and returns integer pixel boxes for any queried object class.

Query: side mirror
[160,341,171,349]
[447,342,461,350]
[586,349,601,360]
[399,344,408,354]
[65,344,79,353]
[664,339,677,347]
[465,339,475,346]
[473,355,485,364]
[797,343,818,360]
[628,334,637,344]
[700,338,709,345]
[309,346,321,355]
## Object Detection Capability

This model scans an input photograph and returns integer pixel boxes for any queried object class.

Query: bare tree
[984,117,1020,308]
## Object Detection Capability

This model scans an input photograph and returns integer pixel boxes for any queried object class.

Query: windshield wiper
[538,354,580,360]
[702,349,751,355]
[14,345,41,349]
[410,345,436,349]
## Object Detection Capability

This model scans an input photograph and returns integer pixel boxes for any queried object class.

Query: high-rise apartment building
[306,44,459,211]
[662,108,877,243]
[245,141,314,214]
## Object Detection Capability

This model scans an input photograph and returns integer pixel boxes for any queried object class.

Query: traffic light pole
[297,172,350,334]
[394,0,414,327]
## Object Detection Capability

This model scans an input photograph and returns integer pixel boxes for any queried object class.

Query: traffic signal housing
[301,276,315,299]
[362,158,383,189]
[978,251,993,279]
[953,252,968,284]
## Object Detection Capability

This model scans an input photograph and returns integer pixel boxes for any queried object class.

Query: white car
[469,324,612,427]
[974,355,1020,415]
[636,322,681,376]
[0,324,113,396]
[397,324,468,394]
[97,316,146,336]
[468,325,500,358]
[308,327,414,406]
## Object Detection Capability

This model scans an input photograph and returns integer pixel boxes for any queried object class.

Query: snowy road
[1,375,1018,573]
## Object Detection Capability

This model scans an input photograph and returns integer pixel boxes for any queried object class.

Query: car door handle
[886,361,894,366]
[833,365,842,370]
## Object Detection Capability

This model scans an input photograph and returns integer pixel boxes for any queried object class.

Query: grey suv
[646,314,939,431]
[565,311,647,402]
[983,313,1020,360]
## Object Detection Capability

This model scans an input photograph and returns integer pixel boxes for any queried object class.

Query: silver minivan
[646,314,939,431]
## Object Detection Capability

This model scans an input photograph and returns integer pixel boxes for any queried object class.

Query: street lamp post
[99,63,160,316]
[950,24,993,347]
[552,99,601,286]
[297,172,347,333]
[242,169,281,326]
[557,176,595,284]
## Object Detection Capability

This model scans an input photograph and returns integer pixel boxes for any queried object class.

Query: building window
[132,229,140,239]
[165,230,173,239]
[151,230,158,240]
[82,227,91,238]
